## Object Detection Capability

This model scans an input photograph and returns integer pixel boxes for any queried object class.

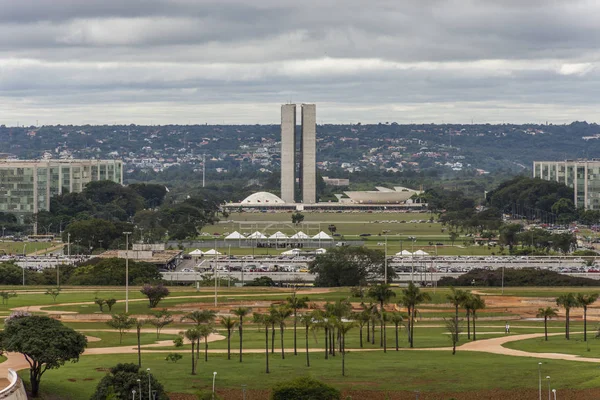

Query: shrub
[165,353,182,363]
[197,390,223,400]
[271,376,340,400]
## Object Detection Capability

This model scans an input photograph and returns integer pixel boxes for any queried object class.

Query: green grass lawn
[0,241,55,255]
[22,349,600,399]
[504,333,600,358]
[82,331,179,348]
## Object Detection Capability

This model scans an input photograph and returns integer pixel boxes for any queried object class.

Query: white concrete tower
[301,104,316,204]
[280,104,297,203]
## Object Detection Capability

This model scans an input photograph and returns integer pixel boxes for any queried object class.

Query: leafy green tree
[184,328,201,375]
[399,282,431,348]
[449,231,459,246]
[61,219,123,252]
[1,315,87,397]
[105,298,117,311]
[556,293,578,340]
[94,298,105,312]
[67,258,161,286]
[181,310,216,360]
[91,363,167,400]
[45,288,61,302]
[445,317,462,355]
[141,284,170,308]
[231,307,251,362]
[286,294,310,356]
[106,313,136,344]
[271,376,340,400]
[309,247,394,287]
[199,324,215,362]
[291,212,305,224]
[299,314,313,367]
[368,284,395,351]
[536,307,558,341]
[499,223,522,252]
[446,287,469,343]
[576,293,599,341]
[219,316,238,360]
[148,309,173,339]
[336,321,354,376]
[0,290,16,305]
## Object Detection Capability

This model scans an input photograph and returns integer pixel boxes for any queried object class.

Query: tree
[449,231,459,246]
[199,324,214,362]
[148,309,173,339]
[219,316,238,360]
[181,310,216,360]
[446,287,468,343]
[271,376,340,400]
[389,313,404,351]
[328,224,337,235]
[105,298,117,311]
[45,288,61,302]
[90,363,167,400]
[355,310,370,348]
[286,294,309,356]
[184,328,201,375]
[308,247,395,287]
[255,313,273,373]
[291,212,305,224]
[336,321,354,376]
[576,293,599,342]
[445,317,462,355]
[499,223,523,252]
[299,314,313,367]
[133,318,146,367]
[106,313,136,344]
[231,307,251,362]
[276,305,293,359]
[556,293,578,340]
[0,290,16,305]
[399,282,431,348]
[536,307,558,341]
[462,292,474,340]
[1,315,87,397]
[94,298,105,312]
[140,284,170,308]
[368,284,395,351]
[469,294,486,341]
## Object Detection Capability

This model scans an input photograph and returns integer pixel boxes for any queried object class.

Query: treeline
[439,268,600,287]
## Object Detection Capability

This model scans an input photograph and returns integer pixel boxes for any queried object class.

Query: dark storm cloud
[0,0,599,124]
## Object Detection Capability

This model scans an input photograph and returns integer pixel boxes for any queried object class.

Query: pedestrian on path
[505,322,510,334]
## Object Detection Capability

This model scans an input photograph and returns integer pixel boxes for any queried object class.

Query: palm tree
[336,321,354,376]
[286,294,309,355]
[536,307,558,341]
[277,305,293,359]
[133,318,146,367]
[446,287,469,343]
[470,294,486,341]
[299,313,313,367]
[311,309,329,360]
[462,292,474,340]
[268,305,279,354]
[199,324,214,362]
[576,293,599,341]
[220,316,238,360]
[181,310,217,360]
[389,313,404,351]
[354,311,369,348]
[399,282,431,348]
[368,284,396,349]
[184,328,201,375]
[556,293,578,340]
[231,307,251,362]
[255,313,273,373]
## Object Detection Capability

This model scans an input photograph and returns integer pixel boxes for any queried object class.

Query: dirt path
[11,289,334,315]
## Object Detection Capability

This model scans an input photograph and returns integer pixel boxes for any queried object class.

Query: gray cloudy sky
[1,0,599,125]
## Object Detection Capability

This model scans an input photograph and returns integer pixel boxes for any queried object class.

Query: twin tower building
[280,103,316,204]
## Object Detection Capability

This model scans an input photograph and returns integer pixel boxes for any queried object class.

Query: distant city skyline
[1,1,600,125]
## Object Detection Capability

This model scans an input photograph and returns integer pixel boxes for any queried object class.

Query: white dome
[241,192,286,205]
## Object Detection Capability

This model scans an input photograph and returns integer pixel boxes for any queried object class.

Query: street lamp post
[124,232,132,313]
[552,389,556,400]
[132,390,136,400]
[22,243,26,286]
[546,376,551,400]
[384,234,388,284]
[212,371,217,399]
[137,378,142,400]
[538,362,543,400]
[241,384,247,400]
[147,368,151,400]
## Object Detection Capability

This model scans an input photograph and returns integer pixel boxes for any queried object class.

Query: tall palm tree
[219,316,238,360]
[461,292,474,340]
[181,310,217,360]
[389,313,404,351]
[399,282,431,348]
[336,321,354,377]
[255,313,273,373]
[268,305,279,354]
[231,307,251,362]
[470,294,486,341]
[576,293,599,342]
[446,287,469,343]
[133,318,146,367]
[536,307,558,341]
[277,305,293,359]
[184,328,201,375]
[199,324,214,362]
[286,294,309,356]
[556,293,578,340]
[299,313,313,367]
[368,284,396,349]
[354,311,369,348]
[312,309,329,360]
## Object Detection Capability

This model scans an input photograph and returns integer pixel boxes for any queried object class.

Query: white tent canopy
[204,249,222,255]
[312,231,332,240]
[281,249,301,255]
[225,231,245,239]
[189,249,204,256]
[413,250,429,256]
[395,250,413,256]
[269,231,288,239]
[247,231,267,239]
[315,248,327,254]
[290,231,309,239]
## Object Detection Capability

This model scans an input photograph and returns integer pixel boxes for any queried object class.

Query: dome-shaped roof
[241,192,285,205]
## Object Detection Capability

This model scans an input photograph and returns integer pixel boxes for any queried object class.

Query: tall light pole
[214,238,218,307]
[67,232,71,258]
[137,378,142,400]
[552,389,556,400]
[546,376,551,400]
[538,362,543,400]
[212,371,217,399]
[147,368,151,400]
[384,234,388,284]
[22,243,26,286]
[124,231,132,313]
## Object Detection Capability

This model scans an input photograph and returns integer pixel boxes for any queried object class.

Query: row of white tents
[224,231,333,240]
[189,249,222,256]
[395,250,429,256]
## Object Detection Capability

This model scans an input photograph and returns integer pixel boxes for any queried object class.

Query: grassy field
[0,241,55,255]
[504,333,600,358]
[21,350,600,399]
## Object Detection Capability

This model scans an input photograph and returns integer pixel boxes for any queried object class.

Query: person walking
[505,322,510,334]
